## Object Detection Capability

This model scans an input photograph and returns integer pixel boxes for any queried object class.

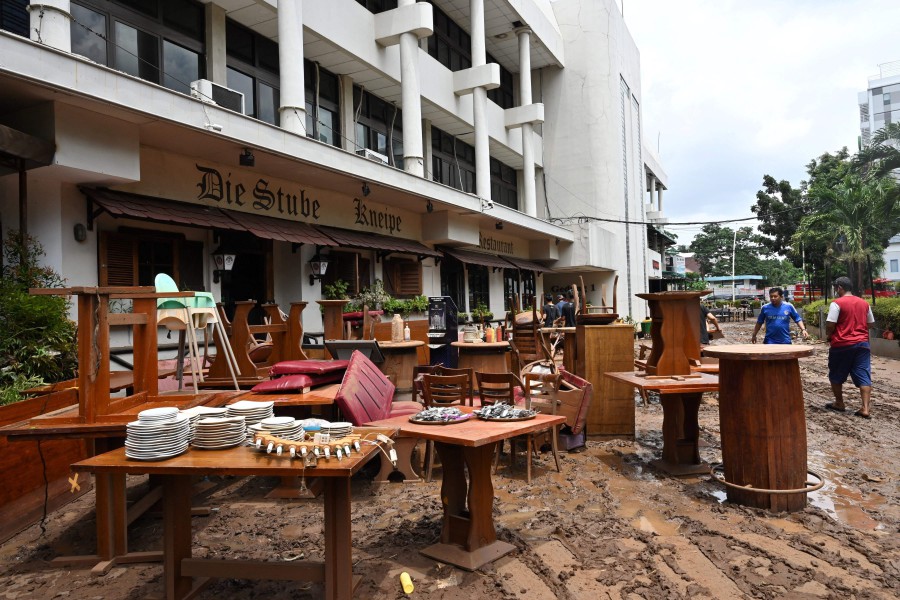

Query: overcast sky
[621,0,900,246]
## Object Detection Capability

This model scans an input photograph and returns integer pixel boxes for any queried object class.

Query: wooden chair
[476,371,522,407]
[509,305,554,375]
[411,364,441,405]
[517,371,563,483]
[434,366,475,406]
[422,373,471,482]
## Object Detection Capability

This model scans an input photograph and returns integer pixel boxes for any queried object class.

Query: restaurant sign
[479,232,514,255]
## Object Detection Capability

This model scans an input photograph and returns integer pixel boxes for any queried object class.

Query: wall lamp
[426,199,434,213]
[239,148,255,167]
[495,221,504,230]
[308,249,331,286]
[362,182,371,197]
[211,246,236,284]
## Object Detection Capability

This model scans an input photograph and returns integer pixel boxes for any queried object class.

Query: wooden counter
[377,340,424,392]
[576,324,635,436]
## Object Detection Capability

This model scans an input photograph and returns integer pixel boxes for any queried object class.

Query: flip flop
[854,410,871,419]
[824,403,846,413]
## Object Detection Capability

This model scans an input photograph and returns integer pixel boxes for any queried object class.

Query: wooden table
[451,341,509,386]
[377,340,424,392]
[539,326,576,373]
[365,408,566,570]
[636,290,708,375]
[71,428,394,600]
[703,344,815,512]
[604,372,719,476]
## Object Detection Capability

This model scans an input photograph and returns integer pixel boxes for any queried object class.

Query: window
[425,1,514,109]
[70,1,204,94]
[431,126,475,192]
[305,61,341,147]
[384,257,422,297]
[490,157,518,209]
[226,19,279,125]
[321,251,371,296]
[355,0,397,13]
[467,264,489,313]
[99,229,203,291]
[440,258,465,313]
[503,268,519,312]
[354,86,402,167]
[0,0,29,37]
[891,259,899,272]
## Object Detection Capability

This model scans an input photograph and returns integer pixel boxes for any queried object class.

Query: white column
[470,0,491,200]
[398,0,424,176]
[657,186,664,213]
[649,177,657,209]
[277,0,307,136]
[28,0,71,52]
[339,75,355,151]
[205,3,227,85]
[517,27,536,217]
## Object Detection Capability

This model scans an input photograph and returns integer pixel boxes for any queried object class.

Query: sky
[621,0,900,247]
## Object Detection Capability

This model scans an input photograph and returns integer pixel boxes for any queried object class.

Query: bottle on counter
[404,322,411,341]
[391,313,404,342]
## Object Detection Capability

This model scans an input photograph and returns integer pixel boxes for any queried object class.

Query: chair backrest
[154,273,189,309]
[422,373,469,407]
[557,369,593,435]
[523,371,562,415]
[434,366,475,406]
[476,371,522,406]
[333,350,396,424]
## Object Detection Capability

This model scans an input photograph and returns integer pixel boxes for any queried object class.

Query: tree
[794,174,900,291]
[855,122,900,178]
[688,224,763,278]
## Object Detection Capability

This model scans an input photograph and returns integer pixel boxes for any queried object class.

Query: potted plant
[471,302,493,324]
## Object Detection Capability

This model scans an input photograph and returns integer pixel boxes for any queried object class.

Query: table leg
[323,477,356,600]
[421,442,515,571]
[653,392,708,476]
[372,436,421,483]
[163,475,195,599]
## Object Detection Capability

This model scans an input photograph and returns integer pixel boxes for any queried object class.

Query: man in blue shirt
[751,287,808,344]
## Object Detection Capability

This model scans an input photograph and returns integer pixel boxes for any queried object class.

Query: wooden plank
[181,558,325,581]
[0,123,55,164]
[576,324,634,436]
[108,313,149,326]
[703,344,815,361]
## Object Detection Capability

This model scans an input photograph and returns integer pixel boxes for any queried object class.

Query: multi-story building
[0,0,661,334]
[859,60,900,148]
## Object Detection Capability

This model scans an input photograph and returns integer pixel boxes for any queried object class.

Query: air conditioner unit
[190,79,245,114]
[355,148,390,165]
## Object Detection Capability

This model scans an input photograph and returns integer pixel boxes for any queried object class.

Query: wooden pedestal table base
[377,341,424,393]
[604,372,719,476]
[372,436,422,483]
[365,409,566,571]
[702,344,815,512]
[451,342,510,390]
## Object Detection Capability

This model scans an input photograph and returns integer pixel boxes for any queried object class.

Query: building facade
[0,0,660,336]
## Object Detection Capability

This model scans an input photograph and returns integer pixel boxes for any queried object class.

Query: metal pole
[731,229,737,304]
[867,253,876,306]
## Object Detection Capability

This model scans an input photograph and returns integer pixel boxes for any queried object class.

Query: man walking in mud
[750,287,808,344]
[825,277,874,419]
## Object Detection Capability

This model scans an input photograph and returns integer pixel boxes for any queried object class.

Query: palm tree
[855,122,900,178]
[794,174,900,290]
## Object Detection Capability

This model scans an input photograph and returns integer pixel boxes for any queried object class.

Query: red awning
[82,187,247,232]
[315,225,441,257]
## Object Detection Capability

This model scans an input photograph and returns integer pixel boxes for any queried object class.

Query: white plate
[259,416,296,427]
[138,406,180,421]
[127,414,189,429]
[191,440,245,450]
[227,400,275,410]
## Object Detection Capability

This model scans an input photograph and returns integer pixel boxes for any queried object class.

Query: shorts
[828,343,872,387]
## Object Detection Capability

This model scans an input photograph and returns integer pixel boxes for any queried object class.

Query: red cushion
[251,374,313,393]
[389,401,424,417]
[334,351,395,425]
[270,359,350,376]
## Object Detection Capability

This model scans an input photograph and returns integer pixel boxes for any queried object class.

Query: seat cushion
[389,400,423,417]
[334,351,395,425]
[251,374,313,393]
[271,359,350,376]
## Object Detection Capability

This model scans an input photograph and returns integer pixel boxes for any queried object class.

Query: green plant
[322,280,349,301]
[471,302,493,322]
[802,299,827,327]
[0,232,77,402]
[457,312,469,322]
[750,300,762,309]
[406,295,429,313]
[349,279,391,311]
[871,297,900,338]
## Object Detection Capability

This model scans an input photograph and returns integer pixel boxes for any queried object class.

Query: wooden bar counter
[702,344,815,512]
[451,341,509,385]
[377,340,424,392]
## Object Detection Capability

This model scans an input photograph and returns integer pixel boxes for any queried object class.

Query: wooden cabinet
[576,324,635,437]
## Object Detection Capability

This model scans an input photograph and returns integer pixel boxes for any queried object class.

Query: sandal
[824,403,846,413]
[854,410,871,419]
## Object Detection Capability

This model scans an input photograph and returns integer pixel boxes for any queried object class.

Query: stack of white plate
[192,416,247,449]
[225,400,274,426]
[248,416,304,442]
[125,408,190,461]
[180,406,228,439]
[320,421,353,438]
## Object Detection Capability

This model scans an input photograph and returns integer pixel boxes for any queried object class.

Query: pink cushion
[389,401,424,417]
[334,351,396,425]
[251,374,313,393]
[270,359,350,376]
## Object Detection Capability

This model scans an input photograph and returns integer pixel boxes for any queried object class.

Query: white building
[0,0,663,336]
[882,234,900,282]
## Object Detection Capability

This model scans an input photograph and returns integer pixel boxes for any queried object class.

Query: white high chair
[154,274,240,391]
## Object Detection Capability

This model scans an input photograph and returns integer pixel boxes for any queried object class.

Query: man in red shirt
[825,277,875,418]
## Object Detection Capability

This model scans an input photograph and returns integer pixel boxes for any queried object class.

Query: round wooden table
[377,340,424,392]
[702,344,815,512]
[451,341,509,385]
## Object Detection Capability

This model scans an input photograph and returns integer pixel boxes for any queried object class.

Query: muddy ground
[0,319,897,599]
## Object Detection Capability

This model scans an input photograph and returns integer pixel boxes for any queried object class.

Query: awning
[315,225,442,258]
[440,247,512,271]
[82,187,247,233]
[501,255,553,274]
[236,211,338,247]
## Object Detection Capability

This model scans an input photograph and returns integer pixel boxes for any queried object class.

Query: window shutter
[99,231,137,286]
[385,258,421,297]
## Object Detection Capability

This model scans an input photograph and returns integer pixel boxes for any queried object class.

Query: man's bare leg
[859,386,871,416]
[830,383,846,410]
